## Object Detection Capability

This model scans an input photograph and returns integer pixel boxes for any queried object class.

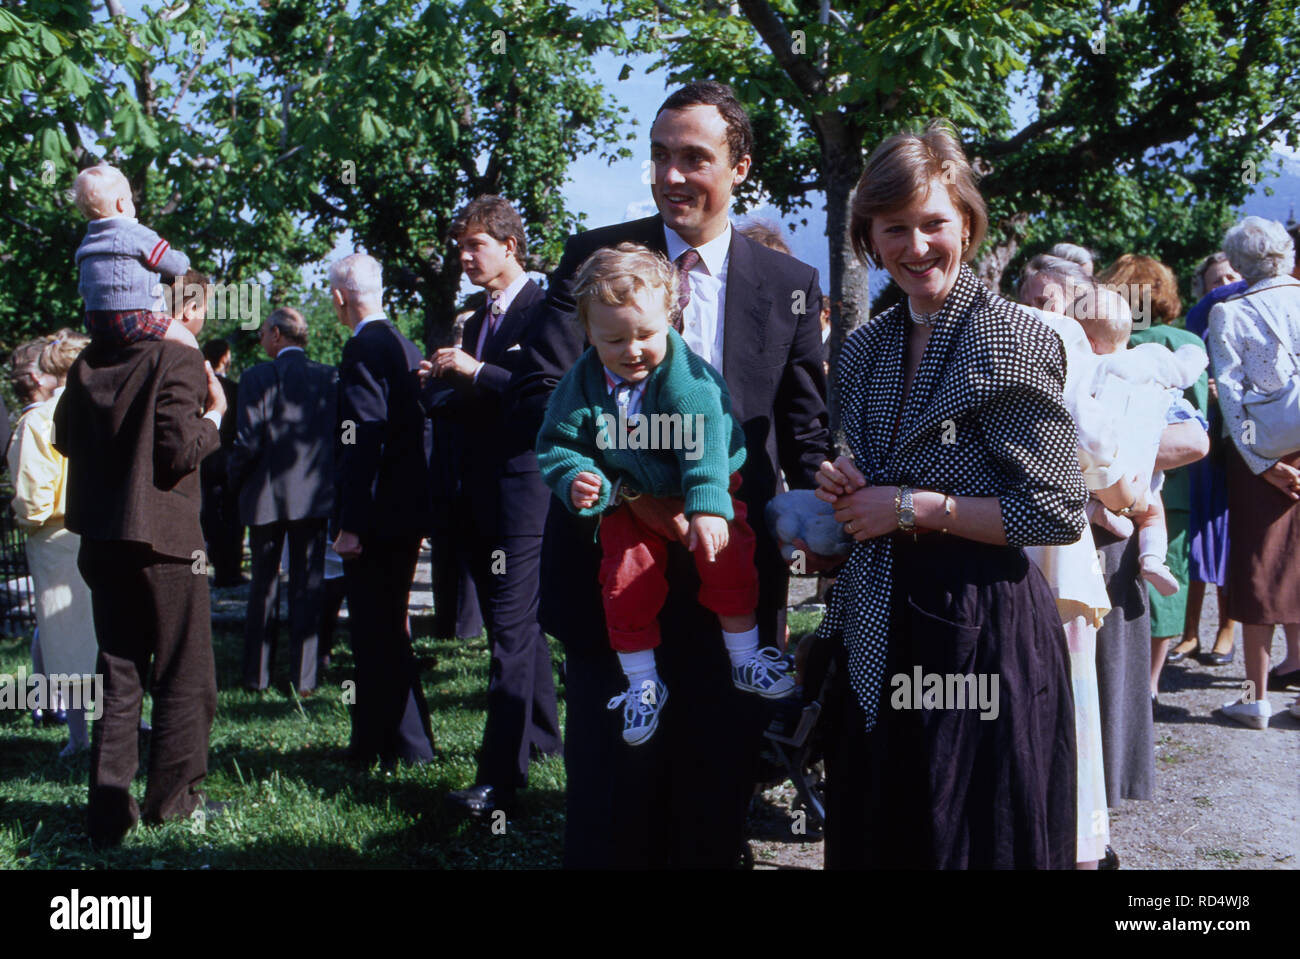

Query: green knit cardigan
[536,328,747,519]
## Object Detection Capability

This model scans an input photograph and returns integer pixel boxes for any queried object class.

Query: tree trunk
[974,212,1028,295]
[822,151,867,441]
[422,254,463,353]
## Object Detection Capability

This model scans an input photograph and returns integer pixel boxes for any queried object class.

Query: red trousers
[598,474,760,652]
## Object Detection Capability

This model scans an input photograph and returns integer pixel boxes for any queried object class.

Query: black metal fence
[0,483,37,635]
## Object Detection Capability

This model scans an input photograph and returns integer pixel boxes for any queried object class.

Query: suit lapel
[852,310,905,480]
[891,267,985,461]
[721,232,771,401]
[463,307,489,361]
[484,279,542,360]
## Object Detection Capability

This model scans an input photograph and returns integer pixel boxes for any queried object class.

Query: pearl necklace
[907,301,940,327]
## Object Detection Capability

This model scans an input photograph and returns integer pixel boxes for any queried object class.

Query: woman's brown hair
[849,119,988,267]
[1097,254,1182,325]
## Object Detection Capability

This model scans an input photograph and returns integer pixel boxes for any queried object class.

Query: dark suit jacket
[53,340,220,560]
[337,318,433,538]
[435,278,550,538]
[229,348,339,527]
[456,278,546,475]
[200,374,238,489]
[508,214,832,648]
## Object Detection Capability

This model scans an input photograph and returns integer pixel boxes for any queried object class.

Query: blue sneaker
[607,679,669,746]
[732,647,796,699]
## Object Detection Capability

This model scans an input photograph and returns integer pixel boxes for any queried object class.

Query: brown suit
[54,340,221,846]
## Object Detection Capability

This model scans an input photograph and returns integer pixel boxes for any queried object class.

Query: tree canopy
[0,0,629,356]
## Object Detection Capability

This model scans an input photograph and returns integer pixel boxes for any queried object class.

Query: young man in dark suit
[427,310,484,643]
[53,284,227,847]
[508,81,832,867]
[426,196,561,817]
[331,253,437,769]
[228,306,338,695]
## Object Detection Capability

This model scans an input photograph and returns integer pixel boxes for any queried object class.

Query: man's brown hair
[655,81,754,169]
[449,195,527,261]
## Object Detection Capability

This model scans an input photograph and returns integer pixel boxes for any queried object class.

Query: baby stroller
[748,635,837,852]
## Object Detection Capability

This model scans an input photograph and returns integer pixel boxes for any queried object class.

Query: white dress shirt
[475,271,530,360]
[664,223,730,375]
[602,365,648,418]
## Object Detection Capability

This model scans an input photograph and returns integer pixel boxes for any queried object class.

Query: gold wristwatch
[895,486,916,531]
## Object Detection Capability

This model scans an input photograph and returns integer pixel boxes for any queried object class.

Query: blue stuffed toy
[764,489,855,563]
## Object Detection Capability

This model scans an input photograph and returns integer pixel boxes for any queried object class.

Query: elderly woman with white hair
[1207,216,1300,727]
[1020,253,1095,318]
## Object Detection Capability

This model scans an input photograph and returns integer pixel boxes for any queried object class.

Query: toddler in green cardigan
[537,244,794,746]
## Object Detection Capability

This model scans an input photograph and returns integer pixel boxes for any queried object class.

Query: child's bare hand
[687,514,729,562]
[570,471,603,509]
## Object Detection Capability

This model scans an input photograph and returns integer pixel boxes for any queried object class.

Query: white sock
[722,627,760,668]
[1140,557,1180,597]
[66,708,89,750]
[617,650,659,693]
[1138,519,1167,563]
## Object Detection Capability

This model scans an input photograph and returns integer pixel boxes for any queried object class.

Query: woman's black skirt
[818,534,1077,869]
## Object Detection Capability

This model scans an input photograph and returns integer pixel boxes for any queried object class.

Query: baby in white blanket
[1072,289,1207,596]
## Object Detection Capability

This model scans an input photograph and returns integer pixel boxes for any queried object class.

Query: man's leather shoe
[446,784,513,818]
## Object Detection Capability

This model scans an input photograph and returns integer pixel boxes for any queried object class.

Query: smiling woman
[809,120,1087,869]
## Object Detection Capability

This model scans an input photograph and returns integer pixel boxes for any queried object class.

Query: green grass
[1,607,824,870]
[0,622,568,870]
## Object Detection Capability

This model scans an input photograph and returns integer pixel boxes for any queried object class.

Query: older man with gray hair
[229,305,339,696]
[329,253,437,767]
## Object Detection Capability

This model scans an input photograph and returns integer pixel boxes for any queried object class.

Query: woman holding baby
[808,122,1087,869]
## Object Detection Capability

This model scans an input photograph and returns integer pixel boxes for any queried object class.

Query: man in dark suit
[427,196,562,817]
[53,286,227,847]
[199,336,245,586]
[508,81,831,866]
[228,307,338,695]
[427,309,483,642]
[330,253,437,769]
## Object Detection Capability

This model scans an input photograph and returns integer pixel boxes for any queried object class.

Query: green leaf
[3,61,34,95]
[358,112,374,143]
[112,103,138,143]
[37,25,61,56]
[39,127,62,165]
